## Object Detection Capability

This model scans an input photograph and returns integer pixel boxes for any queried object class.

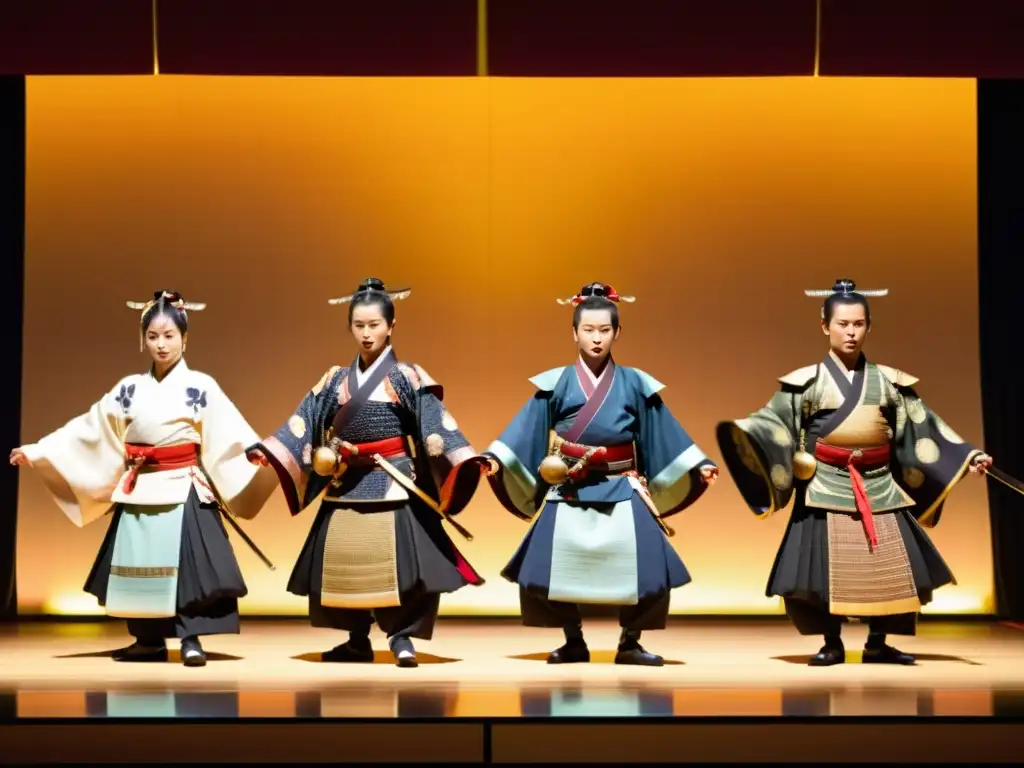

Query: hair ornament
[127,290,206,314]
[327,287,412,305]
[804,278,888,298]
[557,282,636,306]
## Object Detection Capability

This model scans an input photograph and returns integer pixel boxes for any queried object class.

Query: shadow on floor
[773,651,981,666]
[510,649,684,665]
[292,651,460,665]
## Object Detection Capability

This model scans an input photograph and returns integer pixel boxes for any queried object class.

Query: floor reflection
[520,686,674,717]
[4,684,1022,720]
[85,691,241,718]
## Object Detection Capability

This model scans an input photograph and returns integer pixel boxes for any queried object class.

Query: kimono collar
[827,349,865,380]
[149,357,189,384]
[577,354,614,387]
[355,346,391,386]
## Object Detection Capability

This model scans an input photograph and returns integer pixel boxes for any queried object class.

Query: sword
[630,476,676,538]
[194,464,276,571]
[371,453,474,541]
[218,508,276,571]
[985,466,1024,498]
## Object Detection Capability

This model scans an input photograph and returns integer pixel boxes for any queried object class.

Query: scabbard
[218,508,276,571]
[371,453,474,541]
[632,482,675,538]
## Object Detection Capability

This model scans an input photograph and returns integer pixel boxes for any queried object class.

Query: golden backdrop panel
[19,76,987,616]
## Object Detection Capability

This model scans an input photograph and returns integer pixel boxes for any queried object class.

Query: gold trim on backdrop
[152,0,161,75]
[477,0,488,76]
[813,0,822,77]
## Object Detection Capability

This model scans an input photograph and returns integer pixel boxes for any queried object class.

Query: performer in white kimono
[10,290,278,667]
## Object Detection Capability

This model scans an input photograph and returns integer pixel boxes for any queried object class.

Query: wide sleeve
[636,380,717,519]
[484,392,553,521]
[251,367,339,516]
[415,384,491,517]
[21,381,129,527]
[715,388,801,519]
[890,385,983,528]
[199,378,279,521]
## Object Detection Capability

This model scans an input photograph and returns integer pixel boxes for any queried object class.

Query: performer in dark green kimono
[716,279,993,666]
[486,283,718,666]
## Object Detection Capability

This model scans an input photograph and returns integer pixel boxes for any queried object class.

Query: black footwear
[862,644,916,665]
[111,642,168,663]
[390,636,418,668]
[322,639,375,663]
[614,644,664,666]
[181,637,207,668]
[809,644,846,666]
[547,639,590,664]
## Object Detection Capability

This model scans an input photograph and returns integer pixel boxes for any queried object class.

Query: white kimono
[23,359,278,619]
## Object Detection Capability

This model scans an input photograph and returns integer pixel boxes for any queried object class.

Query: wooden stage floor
[1,617,1023,763]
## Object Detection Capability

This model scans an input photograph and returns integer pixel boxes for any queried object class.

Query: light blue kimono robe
[486,358,715,616]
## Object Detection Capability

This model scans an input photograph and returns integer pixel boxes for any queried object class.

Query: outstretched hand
[9,447,30,467]
[969,453,993,474]
[700,465,719,486]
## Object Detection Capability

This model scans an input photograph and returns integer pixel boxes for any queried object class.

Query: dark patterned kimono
[716,351,983,636]
[254,347,488,640]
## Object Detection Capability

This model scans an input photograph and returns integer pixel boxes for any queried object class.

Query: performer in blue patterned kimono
[716,279,993,666]
[485,282,718,666]
[247,278,493,668]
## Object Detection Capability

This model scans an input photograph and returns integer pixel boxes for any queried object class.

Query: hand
[483,457,500,477]
[969,453,993,474]
[700,465,719,486]
[246,449,269,467]
[9,447,30,467]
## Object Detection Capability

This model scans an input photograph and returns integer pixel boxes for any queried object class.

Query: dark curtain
[0,75,25,620]
[978,79,1024,620]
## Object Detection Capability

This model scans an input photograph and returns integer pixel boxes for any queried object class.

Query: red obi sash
[814,442,891,548]
[122,443,200,494]
[558,441,635,481]
[342,436,408,465]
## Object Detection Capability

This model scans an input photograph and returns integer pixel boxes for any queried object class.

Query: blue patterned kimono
[486,357,715,625]
[252,348,487,638]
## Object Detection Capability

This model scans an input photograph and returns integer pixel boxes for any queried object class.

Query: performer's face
[822,302,868,358]
[144,313,185,369]
[350,304,393,357]
[573,308,620,364]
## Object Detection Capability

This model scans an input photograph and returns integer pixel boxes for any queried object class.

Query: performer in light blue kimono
[485,282,718,666]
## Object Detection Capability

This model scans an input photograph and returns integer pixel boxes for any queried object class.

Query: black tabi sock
[824,633,843,649]
[348,630,372,650]
[563,622,584,643]
[865,632,886,650]
[618,628,641,649]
